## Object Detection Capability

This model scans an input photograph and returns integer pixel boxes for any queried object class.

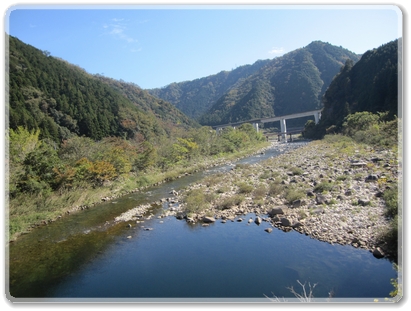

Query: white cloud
[104,19,138,44]
[268,47,285,54]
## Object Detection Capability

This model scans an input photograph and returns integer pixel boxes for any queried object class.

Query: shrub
[217,194,244,210]
[313,182,334,193]
[184,189,210,214]
[268,182,284,196]
[290,167,303,176]
[285,186,305,204]
[237,182,254,194]
[253,184,267,200]
[383,184,398,219]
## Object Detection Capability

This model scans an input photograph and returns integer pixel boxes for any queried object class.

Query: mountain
[147,59,271,119]
[319,38,400,131]
[94,75,199,131]
[198,41,360,126]
[7,35,197,143]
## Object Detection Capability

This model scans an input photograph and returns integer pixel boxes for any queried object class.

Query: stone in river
[203,216,216,223]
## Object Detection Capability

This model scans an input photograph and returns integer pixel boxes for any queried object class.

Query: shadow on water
[7,141,397,300]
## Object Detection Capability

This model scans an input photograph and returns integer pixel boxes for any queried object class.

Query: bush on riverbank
[7,124,267,239]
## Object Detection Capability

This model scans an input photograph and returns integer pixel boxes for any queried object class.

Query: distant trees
[198,41,360,127]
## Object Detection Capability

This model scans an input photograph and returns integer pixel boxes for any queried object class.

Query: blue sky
[6,4,402,89]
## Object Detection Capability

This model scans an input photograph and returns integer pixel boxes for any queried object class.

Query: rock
[127,236,132,239]
[310,207,324,214]
[292,199,303,208]
[372,247,385,258]
[143,228,153,231]
[202,224,210,227]
[237,218,243,222]
[127,224,132,228]
[358,199,370,206]
[255,217,262,225]
[351,162,367,167]
[248,218,253,223]
[315,194,327,205]
[202,216,216,223]
[292,221,303,228]
[280,217,291,227]
[268,206,286,216]
[365,174,379,182]
[306,190,315,197]
[265,228,273,233]
[176,212,186,220]
[375,191,384,198]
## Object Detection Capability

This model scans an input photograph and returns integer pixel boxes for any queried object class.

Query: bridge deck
[212,109,322,129]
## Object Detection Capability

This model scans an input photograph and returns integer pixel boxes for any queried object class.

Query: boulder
[292,221,303,228]
[176,212,186,220]
[268,206,286,216]
[265,228,273,233]
[255,217,262,225]
[316,194,327,205]
[358,199,370,206]
[310,207,324,215]
[292,199,303,208]
[280,217,291,227]
[345,189,353,196]
[306,190,315,197]
[365,174,379,182]
[202,216,216,223]
[372,247,385,259]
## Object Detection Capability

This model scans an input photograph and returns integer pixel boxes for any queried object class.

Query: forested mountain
[198,41,360,126]
[7,35,196,143]
[317,39,400,132]
[94,75,199,130]
[147,59,271,119]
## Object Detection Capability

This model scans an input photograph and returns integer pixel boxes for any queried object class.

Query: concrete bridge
[213,109,322,142]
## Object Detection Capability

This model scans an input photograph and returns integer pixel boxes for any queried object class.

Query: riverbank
[8,140,272,242]
[156,136,398,260]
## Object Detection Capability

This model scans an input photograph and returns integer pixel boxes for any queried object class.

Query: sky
[5,2,402,89]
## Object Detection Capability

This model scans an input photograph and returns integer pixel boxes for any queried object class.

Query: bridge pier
[314,111,321,124]
[280,118,287,142]
[252,122,259,133]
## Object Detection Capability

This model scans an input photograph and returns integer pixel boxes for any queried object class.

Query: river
[7,142,397,302]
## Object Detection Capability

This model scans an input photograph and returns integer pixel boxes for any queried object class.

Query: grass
[284,186,306,204]
[183,188,210,214]
[217,194,245,210]
[268,181,284,196]
[313,182,335,193]
[253,184,267,200]
[290,167,304,176]
[237,181,254,194]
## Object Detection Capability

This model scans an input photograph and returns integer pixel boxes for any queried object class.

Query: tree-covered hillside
[94,75,199,132]
[7,35,196,143]
[147,59,270,119]
[198,41,360,126]
[317,38,400,133]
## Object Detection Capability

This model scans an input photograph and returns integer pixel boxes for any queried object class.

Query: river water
[7,142,397,302]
